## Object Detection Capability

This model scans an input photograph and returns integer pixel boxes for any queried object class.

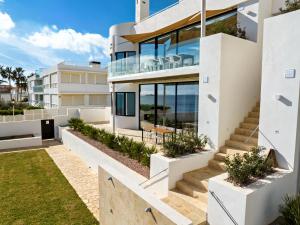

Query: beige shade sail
[122,6,237,43]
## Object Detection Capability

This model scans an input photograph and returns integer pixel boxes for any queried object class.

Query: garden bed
[69,129,150,178]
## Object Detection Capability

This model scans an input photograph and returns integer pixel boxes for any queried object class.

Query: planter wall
[146,151,215,198]
[0,136,42,150]
[207,170,296,225]
[61,129,146,184]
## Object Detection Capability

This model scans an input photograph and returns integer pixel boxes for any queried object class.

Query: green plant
[225,147,273,186]
[68,118,84,131]
[206,15,246,39]
[163,133,207,158]
[68,118,157,167]
[280,0,300,14]
[279,194,300,225]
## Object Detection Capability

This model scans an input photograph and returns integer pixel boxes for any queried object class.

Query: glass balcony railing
[108,37,200,78]
[33,85,44,93]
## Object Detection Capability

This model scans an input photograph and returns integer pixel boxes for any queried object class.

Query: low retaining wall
[207,169,296,225]
[99,164,192,225]
[61,129,146,183]
[147,151,215,198]
[0,136,42,150]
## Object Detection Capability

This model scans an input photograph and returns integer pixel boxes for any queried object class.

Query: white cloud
[25,26,109,57]
[0,11,15,37]
[0,0,5,3]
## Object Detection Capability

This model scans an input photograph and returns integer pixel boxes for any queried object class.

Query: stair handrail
[139,168,168,187]
[209,191,239,225]
[244,124,259,144]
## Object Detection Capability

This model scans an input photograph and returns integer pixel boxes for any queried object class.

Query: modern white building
[104,0,300,225]
[28,72,44,106]
[40,61,110,109]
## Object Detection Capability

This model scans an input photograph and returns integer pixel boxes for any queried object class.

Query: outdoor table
[152,126,175,144]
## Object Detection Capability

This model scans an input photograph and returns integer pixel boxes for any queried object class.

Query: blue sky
[0,0,177,74]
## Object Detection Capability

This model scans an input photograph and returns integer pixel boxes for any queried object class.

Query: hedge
[68,118,156,167]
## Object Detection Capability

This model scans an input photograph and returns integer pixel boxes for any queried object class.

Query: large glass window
[157,84,176,128]
[176,83,199,133]
[139,38,156,72]
[139,82,199,133]
[116,92,135,116]
[178,24,201,66]
[140,84,155,127]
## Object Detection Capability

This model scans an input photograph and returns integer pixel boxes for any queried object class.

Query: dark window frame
[139,81,199,131]
[115,92,136,117]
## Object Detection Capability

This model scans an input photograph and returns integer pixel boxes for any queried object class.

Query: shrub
[0,109,23,115]
[68,118,157,167]
[68,118,84,131]
[225,147,273,186]
[163,133,207,158]
[280,0,300,14]
[279,194,300,225]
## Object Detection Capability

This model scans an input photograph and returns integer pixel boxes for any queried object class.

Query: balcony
[33,85,44,93]
[108,37,200,79]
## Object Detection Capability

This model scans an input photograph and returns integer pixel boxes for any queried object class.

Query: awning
[122,0,252,43]
[122,6,236,43]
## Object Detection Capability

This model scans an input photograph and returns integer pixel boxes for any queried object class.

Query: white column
[201,0,206,38]
[112,83,116,134]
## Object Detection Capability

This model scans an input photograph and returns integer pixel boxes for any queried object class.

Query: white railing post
[201,0,206,38]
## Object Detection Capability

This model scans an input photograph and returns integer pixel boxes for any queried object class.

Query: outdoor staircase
[162,102,260,225]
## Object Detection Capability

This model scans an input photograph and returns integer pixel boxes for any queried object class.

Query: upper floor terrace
[108,9,238,82]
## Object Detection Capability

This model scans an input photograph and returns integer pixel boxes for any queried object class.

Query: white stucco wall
[112,83,140,130]
[147,151,215,198]
[79,107,111,123]
[0,136,42,150]
[0,120,41,137]
[199,33,260,149]
[208,170,295,225]
[259,10,300,171]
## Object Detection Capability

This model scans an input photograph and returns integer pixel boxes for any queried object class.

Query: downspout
[201,0,206,38]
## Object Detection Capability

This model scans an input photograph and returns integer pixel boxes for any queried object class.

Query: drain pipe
[201,0,206,38]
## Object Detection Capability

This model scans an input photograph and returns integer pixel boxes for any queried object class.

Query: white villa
[98,0,300,224]
[0,0,299,225]
[29,61,110,109]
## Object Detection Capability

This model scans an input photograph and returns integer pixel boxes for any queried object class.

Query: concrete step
[183,167,223,191]
[214,150,249,161]
[253,106,260,112]
[208,159,226,171]
[235,128,258,138]
[244,117,259,124]
[225,140,256,151]
[230,134,258,145]
[176,180,208,202]
[240,122,258,130]
[248,111,260,118]
[219,146,248,155]
[163,191,207,225]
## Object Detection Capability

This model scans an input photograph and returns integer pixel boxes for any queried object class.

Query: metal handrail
[244,124,259,144]
[209,191,238,225]
[139,168,168,186]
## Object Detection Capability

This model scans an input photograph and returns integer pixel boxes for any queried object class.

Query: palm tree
[14,67,25,101]
[0,66,6,84]
[1,67,15,101]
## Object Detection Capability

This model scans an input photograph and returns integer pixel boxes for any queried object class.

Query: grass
[0,150,98,225]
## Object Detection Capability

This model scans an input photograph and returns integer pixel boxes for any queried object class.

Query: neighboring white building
[28,72,44,106]
[40,61,110,109]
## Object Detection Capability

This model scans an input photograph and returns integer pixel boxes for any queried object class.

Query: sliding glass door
[139,82,199,133]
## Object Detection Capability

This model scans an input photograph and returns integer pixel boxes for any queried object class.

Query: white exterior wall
[259,10,300,171]
[199,33,260,149]
[0,120,41,137]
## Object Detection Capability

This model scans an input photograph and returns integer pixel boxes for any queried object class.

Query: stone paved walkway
[46,144,99,221]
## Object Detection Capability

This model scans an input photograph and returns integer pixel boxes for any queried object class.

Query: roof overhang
[122,5,239,43]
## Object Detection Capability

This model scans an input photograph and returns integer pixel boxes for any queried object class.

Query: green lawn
[0,150,98,225]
